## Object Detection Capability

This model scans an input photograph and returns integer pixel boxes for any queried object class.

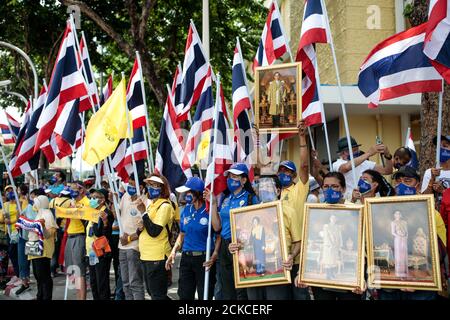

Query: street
[0,254,182,300]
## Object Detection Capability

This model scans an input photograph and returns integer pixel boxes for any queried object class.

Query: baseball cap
[224,163,249,176]
[392,166,420,181]
[143,175,165,185]
[309,176,320,191]
[89,188,109,200]
[279,160,297,172]
[175,177,205,193]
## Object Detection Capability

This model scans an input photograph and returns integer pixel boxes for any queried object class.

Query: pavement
[0,254,181,300]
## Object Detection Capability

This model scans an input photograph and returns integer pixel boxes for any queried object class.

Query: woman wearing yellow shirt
[136,174,174,300]
[27,195,58,300]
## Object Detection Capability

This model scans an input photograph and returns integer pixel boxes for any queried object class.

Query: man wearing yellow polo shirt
[64,181,90,300]
[277,121,310,300]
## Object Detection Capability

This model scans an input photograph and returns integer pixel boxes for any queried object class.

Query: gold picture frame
[299,203,365,291]
[230,200,291,288]
[254,62,302,133]
[365,195,442,291]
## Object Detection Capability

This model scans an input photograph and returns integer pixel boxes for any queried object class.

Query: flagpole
[405,127,411,148]
[0,144,23,217]
[69,16,95,109]
[103,153,124,235]
[314,58,333,171]
[135,51,155,173]
[436,80,444,168]
[122,72,141,196]
[320,0,357,183]
[203,74,221,300]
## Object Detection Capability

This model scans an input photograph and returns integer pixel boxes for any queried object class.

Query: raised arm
[298,121,309,185]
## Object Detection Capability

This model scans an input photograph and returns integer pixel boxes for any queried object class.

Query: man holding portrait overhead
[268,72,286,127]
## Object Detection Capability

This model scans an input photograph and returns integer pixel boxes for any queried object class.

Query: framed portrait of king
[254,62,302,133]
[299,203,365,291]
[365,195,442,291]
[230,201,291,288]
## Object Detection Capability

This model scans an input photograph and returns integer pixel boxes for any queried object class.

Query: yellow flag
[196,130,211,162]
[82,78,132,165]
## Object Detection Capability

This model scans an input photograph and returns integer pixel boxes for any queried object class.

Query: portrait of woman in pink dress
[391,211,409,277]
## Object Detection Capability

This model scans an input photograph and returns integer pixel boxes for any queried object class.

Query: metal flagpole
[122,72,141,196]
[103,153,124,235]
[307,126,316,150]
[314,58,333,171]
[203,74,221,300]
[320,0,357,184]
[202,0,210,60]
[135,51,155,172]
[0,144,23,215]
[436,80,444,168]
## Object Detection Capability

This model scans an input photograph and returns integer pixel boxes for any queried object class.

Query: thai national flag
[53,98,83,159]
[111,128,147,182]
[5,112,21,137]
[172,63,183,108]
[79,33,99,110]
[205,82,233,196]
[296,0,330,126]
[155,69,192,190]
[232,41,254,164]
[9,100,32,176]
[181,67,214,172]
[405,130,419,170]
[100,75,113,105]
[253,1,289,70]
[126,57,147,129]
[34,20,90,154]
[358,23,443,108]
[0,125,15,145]
[11,87,47,176]
[177,21,209,122]
[424,0,450,83]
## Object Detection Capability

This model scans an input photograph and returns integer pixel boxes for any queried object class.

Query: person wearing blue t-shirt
[207,163,260,300]
[165,177,219,300]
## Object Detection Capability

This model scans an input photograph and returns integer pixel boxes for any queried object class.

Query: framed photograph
[230,201,291,288]
[299,203,365,291]
[365,195,442,291]
[254,62,302,133]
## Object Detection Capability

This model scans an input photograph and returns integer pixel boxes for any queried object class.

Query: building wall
[339,114,401,165]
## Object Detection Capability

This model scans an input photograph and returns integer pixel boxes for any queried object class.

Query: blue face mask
[70,190,80,199]
[6,192,15,201]
[29,198,34,206]
[49,176,57,185]
[395,183,417,196]
[324,188,342,204]
[358,179,372,194]
[351,151,361,159]
[440,148,450,164]
[127,186,137,196]
[278,173,293,187]
[185,194,194,204]
[89,198,99,208]
[148,187,161,199]
[227,178,241,193]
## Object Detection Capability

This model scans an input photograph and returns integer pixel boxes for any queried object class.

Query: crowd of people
[0,121,449,300]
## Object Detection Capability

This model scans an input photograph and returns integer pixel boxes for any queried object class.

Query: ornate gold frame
[299,203,365,291]
[254,62,302,134]
[365,195,442,291]
[230,200,291,288]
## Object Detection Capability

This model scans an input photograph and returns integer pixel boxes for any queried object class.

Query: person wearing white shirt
[332,136,393,200]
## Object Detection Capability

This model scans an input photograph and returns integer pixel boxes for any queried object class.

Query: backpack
[156,199,179,248]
